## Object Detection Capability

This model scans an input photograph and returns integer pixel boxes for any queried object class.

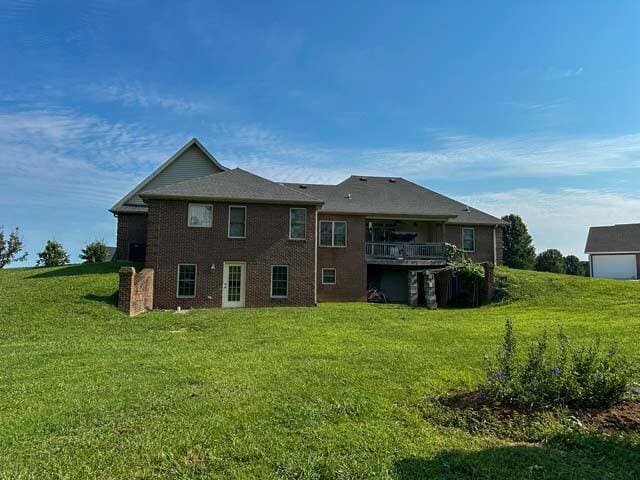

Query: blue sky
[1,0,639,265]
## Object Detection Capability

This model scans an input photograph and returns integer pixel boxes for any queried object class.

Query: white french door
[222,262,246,307]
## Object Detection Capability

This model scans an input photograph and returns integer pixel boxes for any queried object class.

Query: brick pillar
[481,263,495,305]
[425,271,437,309]
[118,267,135,314]
[408,270,419,306]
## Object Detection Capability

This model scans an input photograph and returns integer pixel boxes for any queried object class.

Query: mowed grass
[0,263,639,479]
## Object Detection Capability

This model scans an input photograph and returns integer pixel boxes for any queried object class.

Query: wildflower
[551,367,560,377]
[479,391,487,401]
[496,371,504,383]
[483,353,489,362]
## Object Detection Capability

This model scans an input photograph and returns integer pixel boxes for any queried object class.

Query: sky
[1,0,639,266]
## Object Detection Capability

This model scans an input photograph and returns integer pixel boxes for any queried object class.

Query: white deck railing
[365,242,446,260]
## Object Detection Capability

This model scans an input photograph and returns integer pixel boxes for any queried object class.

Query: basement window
[177,264,197,298]
[322,268,336,285]
[271,265,289,298]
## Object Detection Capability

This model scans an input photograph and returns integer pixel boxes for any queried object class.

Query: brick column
[424,271,437,309]
[408,270,419,306]
[118,267,135,314]
[481,263,495,305]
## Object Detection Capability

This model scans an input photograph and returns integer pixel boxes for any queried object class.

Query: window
[177,264,197,297]
[271,265,288,298]
[289,208,307,240]
[228,206,246,238]
[319,221,347,247]
[322,268,336,285]
[462,228,475,252]
[188,203,213,227]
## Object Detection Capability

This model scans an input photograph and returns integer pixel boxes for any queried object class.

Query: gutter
[138,193,324,207]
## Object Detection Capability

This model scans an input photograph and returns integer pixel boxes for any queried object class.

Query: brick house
[111,138,506,309]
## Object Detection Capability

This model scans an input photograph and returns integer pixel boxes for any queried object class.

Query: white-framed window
[188,203,213,228]
[319,221,347,247]
[289,208,307,240]
[321,268,336,285]
[228,206,246,239]
[462,227,475,252]
[271,265,288,298]
[176,264,197,298]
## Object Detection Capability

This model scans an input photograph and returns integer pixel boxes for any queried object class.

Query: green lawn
[1,263,639,479]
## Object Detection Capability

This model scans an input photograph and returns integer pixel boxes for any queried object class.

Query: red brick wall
[316,214,367,302]
[118,267,154,316]
[445,224,502,264]
[145,200,317,309]
[116,213,148,260]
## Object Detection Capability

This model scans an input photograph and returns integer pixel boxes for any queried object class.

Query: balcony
[365,242,448,266]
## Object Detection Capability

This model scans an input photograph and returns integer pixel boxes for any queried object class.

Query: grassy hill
[1,263,639,479]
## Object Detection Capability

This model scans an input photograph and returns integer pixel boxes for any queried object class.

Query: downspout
[314,207,318,306]
[492,225,497,265]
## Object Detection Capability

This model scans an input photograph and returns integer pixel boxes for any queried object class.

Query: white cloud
[459,189,640,258]
[203,126,640,183]
[0,109,184,208]
[543,66,584,80]
[86,81,214,113]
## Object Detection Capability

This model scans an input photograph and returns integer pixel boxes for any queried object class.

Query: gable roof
[139,168,323,206]
[285,176,506,225]
[584,223,640,253]
[110,138,226,214]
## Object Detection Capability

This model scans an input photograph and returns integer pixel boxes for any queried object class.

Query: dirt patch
[442,390,640,434]
[577,401,640,434]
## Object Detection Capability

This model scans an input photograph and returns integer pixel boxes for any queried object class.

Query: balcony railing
[365,242,447,260]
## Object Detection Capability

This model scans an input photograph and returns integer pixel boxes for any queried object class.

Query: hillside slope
[1,263,639,479]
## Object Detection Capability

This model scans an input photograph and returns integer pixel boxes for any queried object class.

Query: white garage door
[592,254,638,279]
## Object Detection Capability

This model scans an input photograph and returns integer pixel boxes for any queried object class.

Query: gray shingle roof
[584,223,640,253]
[285,176,506,225]
[139,168,323,205]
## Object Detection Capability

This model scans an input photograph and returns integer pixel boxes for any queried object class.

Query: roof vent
[388,178,397,183]
[360,177,367,181]
[345,193,352,199]
[463,205,470,212]
[299,184,307,189]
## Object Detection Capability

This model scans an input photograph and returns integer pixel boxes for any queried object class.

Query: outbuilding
[585,223,640,279]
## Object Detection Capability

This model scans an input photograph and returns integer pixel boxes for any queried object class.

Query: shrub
[0,226,28,268]
[37,240,70,267]
[446,245,485,307]
[565,255,586,276]
[535,249,566,274]
[80,240,108,263]
[501,214,536,270]
[484,319,635,408]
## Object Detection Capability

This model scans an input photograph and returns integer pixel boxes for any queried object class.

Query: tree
[501,214,536,270]
[37,240,69,267]
[80,240,108,263]
[0,226,28,268]
[535,249,566,274]
[565,255,586,276]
